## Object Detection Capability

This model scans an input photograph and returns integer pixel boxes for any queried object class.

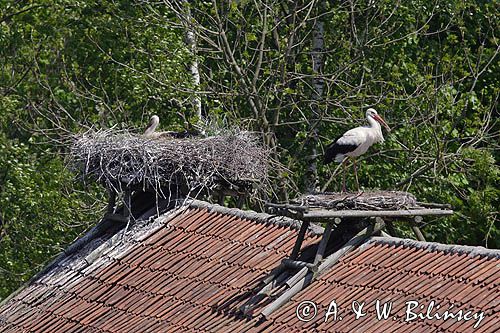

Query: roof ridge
[366,236,500,259]
[185,199,324,236]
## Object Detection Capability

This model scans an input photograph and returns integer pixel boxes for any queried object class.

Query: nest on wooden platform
[69,128,271,197]
[293,191,419,211]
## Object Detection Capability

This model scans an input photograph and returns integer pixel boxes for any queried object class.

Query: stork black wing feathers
[323,135,358,164]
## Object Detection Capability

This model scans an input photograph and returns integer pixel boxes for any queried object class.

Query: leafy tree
[0,0,498,300]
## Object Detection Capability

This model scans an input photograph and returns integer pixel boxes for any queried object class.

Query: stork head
[144,115,160,135]
[366,108,391,132]
[150,115,159,126]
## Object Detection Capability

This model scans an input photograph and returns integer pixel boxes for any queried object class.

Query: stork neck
[367,115,380,129]
[367,115,384,141]
[145,121,158,135]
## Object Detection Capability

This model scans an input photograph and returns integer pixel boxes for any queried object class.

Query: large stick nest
[69,129,271,196]
[293,191,419,211]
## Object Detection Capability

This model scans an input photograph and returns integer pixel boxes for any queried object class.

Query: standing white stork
[324,108,391,192]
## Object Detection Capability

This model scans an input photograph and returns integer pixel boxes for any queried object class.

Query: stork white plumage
[143,114,202,139]
[144,115,160,137]
[324,108,391,192]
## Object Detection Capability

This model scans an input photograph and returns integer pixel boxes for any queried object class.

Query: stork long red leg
[353,158,360,192]
[341,159,347,193]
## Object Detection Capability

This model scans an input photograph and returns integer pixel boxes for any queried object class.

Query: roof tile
[0,205,497,333]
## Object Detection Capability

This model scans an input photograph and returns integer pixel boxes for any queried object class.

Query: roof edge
[186,199,324,236]
[0,216,121,308]
[365,236,500,259]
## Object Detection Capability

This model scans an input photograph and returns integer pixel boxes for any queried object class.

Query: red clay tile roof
[268,237,499,332]
[0,202,498,333]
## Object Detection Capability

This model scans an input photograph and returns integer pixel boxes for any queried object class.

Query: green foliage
[0,0,191,300]
[0,134,102,298]
[0,0,498,301]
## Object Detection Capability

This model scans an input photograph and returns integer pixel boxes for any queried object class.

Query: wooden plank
[289,220,310,260]
[412,216,426,241]
[303,208,453,220]
[313,222,334,265]
[260,220,385,319]
[106,189,116,214]
[385,220,398,236]
[265,202,309,212]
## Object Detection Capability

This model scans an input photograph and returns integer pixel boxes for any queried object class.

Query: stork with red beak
[324,108,391,192]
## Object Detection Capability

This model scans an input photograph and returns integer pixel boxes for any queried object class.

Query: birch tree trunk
[182,1,202,123]
[304,18,324,193]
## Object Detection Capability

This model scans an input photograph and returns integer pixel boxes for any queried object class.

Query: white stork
[143,115,201,139]
[324,108,391,192]
[144,115,160,137]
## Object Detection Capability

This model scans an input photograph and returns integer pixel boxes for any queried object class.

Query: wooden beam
[289,220,310,260]
[236,194,246,209]
[303,208,453,220]
[265,202,308,212]
[380,230,393,237]
[240,271,289,315]
[317,219,385,274]
[260,220,385,319]
[217,193,225,205]
[123,190,131,219]
[313,221,334,265]
[106,189,116,214]
[122,190,132,235]
[261,263,286,286]
[285,267,308,288]
[385,220,398,237]
[411,216,426,241]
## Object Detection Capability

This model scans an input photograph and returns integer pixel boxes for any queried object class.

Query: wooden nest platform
[293,191,419,211]
[266,190,453,221]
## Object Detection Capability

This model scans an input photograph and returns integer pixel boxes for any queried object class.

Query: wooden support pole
[236,194,246,209]
[289,220,310,260]
[282,259,314,270]
[412,216,426,241]
[313,221,334,265]
[217,193,225,206]
[260,220,385,319]
[385,220,398,237]
[106,189,116,214]
[285,267,308,288]
[261,264,286,286]
[318,219,385,273]
[240,271,289,315]
[123,190,131,219]
[123,190,132,235]
[380,230,393,237]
